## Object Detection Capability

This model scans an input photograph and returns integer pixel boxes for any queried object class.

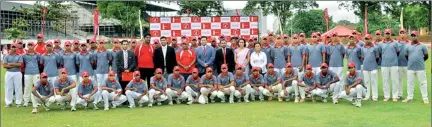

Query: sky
[223,1,358,31]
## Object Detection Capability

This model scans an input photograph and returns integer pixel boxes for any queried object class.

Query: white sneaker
[139,104,143,107]
[229,100,234,104]
[111,104,116,109]
[16,104,21,107]
[93,103,99,110]
[23,103,28,107]
[187,101,193,105]
[322,97,327,103]
[402,98,412,103]
[148,103,153,107]
[294,97,299,103]
[61,105,66,110]
[356,99,362,108]
[32,108,38,114]
[104,107,109,111]
[128,105,135,108]
[363,97,370,101]
[168,101,173,105]
[245,99,250,103]
[5,104,11,108]
[176,99,181,104]
[424,99,430,104]
[333,99,338,104]
[211,99,215,103]
[70,106,75,111]
[237,99,241,103]
[157,102,162,106]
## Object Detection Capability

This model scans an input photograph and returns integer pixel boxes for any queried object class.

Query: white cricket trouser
[166,88,191,102]
[310,83,340,99]
[24,74,40,104]
[185,86,199,101]
[148,89,168,103]
[47,76,58,87]
[210,86,235,102]
[363,70,378,99]
[76,93,100,106]
[296,84,306,99]
[125,90,149,106]
[262,83,283,97]
[234,84,253,101]
[294,68,304,80]
[398,67,407,97]
[102,90,127,108]
[31,92,55,108]
[329,67,343,86]
[338,85,366,101]
[5,72,23,105]
[199,87,213,104]
[406,70,428,100]
[381,66,400,99]
[274,68,286,76]
[96,74,108,102]
[279,81,297,98]
[312,67,320,75]
[54,88,77,107]
[251,86,266,100]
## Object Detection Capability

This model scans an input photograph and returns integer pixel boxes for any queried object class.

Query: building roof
[323,25,354,37]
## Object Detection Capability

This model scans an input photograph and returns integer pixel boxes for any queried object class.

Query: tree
[4,18,30,40]
[355,11,399,35]
[97,1,146,37]
[382,1,431,31]
[337,20,354,26]
[284,9,333,36]
[178,1,225,16]
[243,1,318,32]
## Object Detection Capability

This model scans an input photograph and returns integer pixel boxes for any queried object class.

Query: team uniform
[262,71,283,99]
[166,74,191,104]
[346,44,363,71]
[212,72,235,103]
[40,52,62,86]
[287,44,307,79]
[76,52,96,84]
[249,73,266,101]
[102,79,127,109]
[361,43,380,100]
[326,43,346,85]
[54,77,77,110]
[31,81,56,111]
[76,79,100,109]
[95,49,112,102]
[305,43,326,74]
[233,72,253,102]
[338,70,366,107]
[397,40,409,99]
[379,39,400,100]
[270,46,289,74]
[185,75,201,103]
[404,42,429,102]
[3,53,24,107]
[125,79,151,107]
[22,52,41,106]
[298,73,316,100]
[148,76,169,105]
[278,71,298,101]
[61,52,79,87]
[198,75,217,104]
[311,70,341,102]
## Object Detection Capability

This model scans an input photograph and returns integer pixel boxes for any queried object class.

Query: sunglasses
[156,72,162,74]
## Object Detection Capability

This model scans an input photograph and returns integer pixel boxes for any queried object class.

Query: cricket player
[374,30,383,70]
[249,67,266,101]
[402,31,429,104]
[198,67,217,104]
[212,64,235,103]
[53,38,64,55]
[305,33,326,74]
[31,73,56,113]
[278,63,298,102]
[311,63,340,103]
[77,43,96,83]
[101,71,127,110]
[185,68,201,104]
[3,43,24,107]
[60,41,78,84]
[262,63,283,101]
[287,34,307,79]
[338,62,366,107]
[270,38,289,74]
[327,32,345,85]
[40,42,62,86]
[346,35,363,71]
[22,42,41,107]
[110,39,122,81]
[89,39,98,53]
[296,64,316,103]
[76,71,99,110]
[233,65,252,103]
[125,71,151,108]
[149,68,169,106]
[379,29,400,102]
[54,68,77,111]
[361,34,380,101]
[95,40,112,102]
[166,66,192,105]
[72,40,81,54]
[397,29,409,99]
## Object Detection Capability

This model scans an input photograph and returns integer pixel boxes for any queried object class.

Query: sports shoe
[111,104,117,109]
[70,106,75,111]
[104,107,109,111]
[424,99,430,104]
[148,103,153,107]
[16,104,21,107]
[187,101,193,105]
[128,105,135,108]
[402,98,412,103]
[278,97,283,102]
[229,100,234,104]
[245,100,250,103]
[42,104,51,111]
[168,101,173,105]
[322,97,327,103]
[383,98,389,102]
[176,99,181,104]
[237,99,241,103]
[299,98,305,103]
[372,98,378,101]
[251,97,256,101]
[32,108,38,114]
[5,104,11,108]
[311,97,316,102]
[93,103,99,110]
[23,102,28,107]
[294,97,299,103]
[285,98,291,102]
[211,100,216,103]
[393,98,398,102]
[356,99,362,108]
[157,102,162,106]
[333,99,338,104]
[351,99,356,105]
[139,104,143,107]
[268,96,273,101]
[363,97,370,101]
[61,105,66,110]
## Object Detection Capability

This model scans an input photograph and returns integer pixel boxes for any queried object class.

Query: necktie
[203,46,206,57]
[223,48,226,64]
[124,51,128,69]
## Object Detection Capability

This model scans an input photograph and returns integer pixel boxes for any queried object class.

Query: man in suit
[153,36,177,79]
[215,39,235,73]
[195,36,216,76]
[117,40,137,92]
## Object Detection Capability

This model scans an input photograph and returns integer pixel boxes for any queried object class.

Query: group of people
[2,28,429,114]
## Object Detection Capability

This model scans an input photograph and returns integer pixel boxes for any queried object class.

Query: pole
[139,10,143,39]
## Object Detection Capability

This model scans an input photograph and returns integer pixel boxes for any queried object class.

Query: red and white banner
[149,16,259,42]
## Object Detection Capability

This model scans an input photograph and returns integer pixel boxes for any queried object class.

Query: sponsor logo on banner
[201,29,211,36]
[231,22,240,29]
[240,22,250,29]
[201,17,211,22]
[211,23,221,29]
[181,17,191,22]
[250,28,259,35]
[241,29,250,35]
[191,16,201,22]
[221,17,230,22]
[221,29,231,35]
[240,17,250,22]
[250,22,258,28]
[150,23,161,30]
[150,30,161,37]
[191,23,201,29]
[231,29,240,36]
[160,17,171,23]
[212,17,220,22]
[149,17,160,23]
[191,30,201,36]
[171,23,181,30]
[172,17,181,23]
[211,29,221,36]
[161,23,171,30]
[181,30,192,36]
[201,23,211,29]
[221,22,230,29]
[161,30,171,36]
[171,30,181,37]
[230,16,240,22]
[250,16,259,22]
[181,23,191,29]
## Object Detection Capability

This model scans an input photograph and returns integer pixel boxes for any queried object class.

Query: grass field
[1,55,431,127]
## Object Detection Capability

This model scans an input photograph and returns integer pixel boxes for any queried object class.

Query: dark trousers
[120,81,129,95]
[139,68,155,88]
[181,73,191,80]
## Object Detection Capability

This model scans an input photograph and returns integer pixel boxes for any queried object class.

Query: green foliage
[355,12,400,35]
[284,9,333,37]
[336,20,354,26]
[243,1,318,32]
[4,18,30,40]
[97,1,146,37]
[178,1,225,16]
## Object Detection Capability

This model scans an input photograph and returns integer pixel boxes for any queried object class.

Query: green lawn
[1,55,431,127]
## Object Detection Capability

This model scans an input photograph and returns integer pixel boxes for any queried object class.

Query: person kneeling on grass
[338,62,366,108]
[102,70,127,110]
[126,71,151,108]
[296,64,316,103]
[166,66,192,105]
[278,63,298,102]
[233,64,253,103]
[311,63,340,104]
[249,67,265,101]
[185,68,201,104]
[149,68,169,106]
[198,67,217,104]
[212,64,236,103]
[76,71,100,110]
[262,63,283,101]
[31,73,56,114]
[54,68,78,111]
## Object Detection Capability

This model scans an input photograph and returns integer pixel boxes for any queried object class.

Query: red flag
[236,9,240,16]
[42,7,47,35]
[324,8,329,31]
[93,8,99,40]
[186,9,190,16]
[364,6,368,35]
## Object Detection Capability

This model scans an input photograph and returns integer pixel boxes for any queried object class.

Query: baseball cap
[352,30,358,35]
[331,32,338,37]
[267,63,274,68]
[54,38,61,43]
[81,43,87,47]
[40,72,48,78]
[292,34,299,39]
[384,29,392,34]
[311,33,318,38]
[37,33,44,38]
[286,63,293,68]
[73,40,80,44]
[262,36,268,40]
[283,34,289,38]
[181,35,187,39]
[252,67,260,71]
[10,43,18,48]
[112,38,120,43]
[235,64,243,70]
[299,33,305,37]
[365,34,372,39]
[316,32,322,36]
[89,39,96,43]
[46,41,53,47]
[348,62,356,68]
[27,41,35,46]
[16,40,23,44]
[59,68,68,74]
[134,71,141,76]
[99,39,105,44]
[155,68,163,73]
[172,38,177,41]
[221,64,228,70]
[108,70,116,76]
[305,64,312,70]
[399,28,406,34]
[81,71,90,77]
[154,39,160,44]
[268,32,274,36]
[173,66,180,71]
[411,31,419,36]
[320,63,328,68]
[192,68,199,73]
[192,37,197,41]
[276,35,282,39]
[181,39,188,44]
[375,30,382,35]
[348,34,355,38]
[206,67,213,73]
[64,41,72,46]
